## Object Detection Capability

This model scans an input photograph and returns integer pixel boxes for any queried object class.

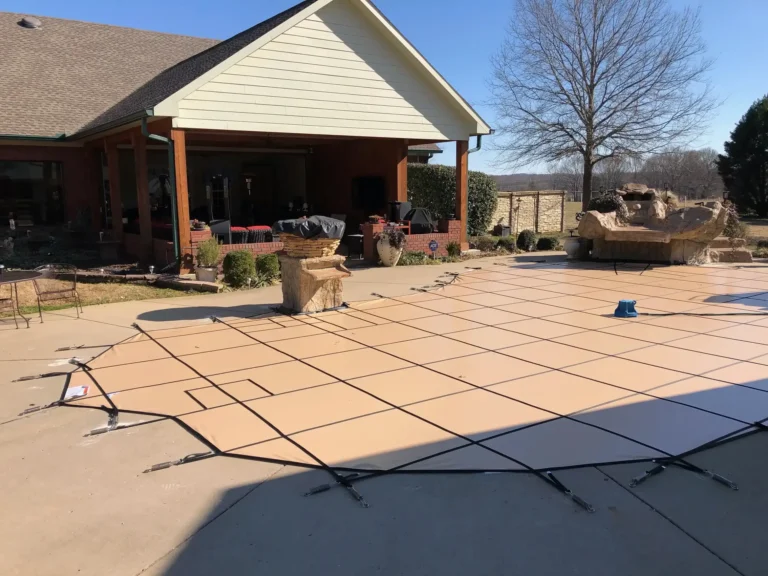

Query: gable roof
[153,0,491,138]
[79,0,320,135]
[409,144,443,154]
[0,12,217,138]
[1,0,490,140]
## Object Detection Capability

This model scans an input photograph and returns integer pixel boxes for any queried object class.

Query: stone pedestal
[279,254,350,314]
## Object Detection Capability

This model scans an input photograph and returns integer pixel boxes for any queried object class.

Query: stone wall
[538,194,564,233]
[492,196,511,227]
[493,191,565,234]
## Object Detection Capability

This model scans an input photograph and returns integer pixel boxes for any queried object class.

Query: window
[0,161,65,226]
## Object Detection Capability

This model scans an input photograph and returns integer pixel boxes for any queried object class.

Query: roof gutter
[69,109,154,141]
[141,117,180,267]
[0,133,66,141]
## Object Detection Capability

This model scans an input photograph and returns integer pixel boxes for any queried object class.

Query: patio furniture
[33,264,82,323]
[246,226,272,243]
[230,226,248,244]
[0,287,18,329]
[0,269,42,328]
[209,219,231,244]
[346,234,364,259]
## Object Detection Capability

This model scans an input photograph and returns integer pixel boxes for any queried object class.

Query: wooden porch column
[396,139,408,202]
[105,143,123,242]
[171,129,192,273]
[131,130,152,267]
[455,140,469,250]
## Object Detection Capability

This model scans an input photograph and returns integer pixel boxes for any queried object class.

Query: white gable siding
[174,0,474,140]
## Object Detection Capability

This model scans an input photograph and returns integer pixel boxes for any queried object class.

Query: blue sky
[6,0,768,173]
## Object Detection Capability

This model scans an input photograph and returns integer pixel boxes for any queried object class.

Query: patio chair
[33,264,83,322]
[0,287,18,329]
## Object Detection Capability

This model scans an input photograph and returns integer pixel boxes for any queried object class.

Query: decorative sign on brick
[429,240,439,253]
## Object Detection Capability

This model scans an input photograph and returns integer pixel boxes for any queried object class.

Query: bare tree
[549,155,584,195]
[593,156,628,190]
[490,0,716,209]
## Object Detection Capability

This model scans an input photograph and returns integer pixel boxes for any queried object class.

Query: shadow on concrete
[132,380,768,576]
[136,303,277,324]
[510,253,568,264]
[704,292,768,311]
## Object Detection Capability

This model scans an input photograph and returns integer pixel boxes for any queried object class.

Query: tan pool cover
[64,261,768,473]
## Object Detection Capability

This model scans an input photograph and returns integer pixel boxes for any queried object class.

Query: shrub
[407,163,498,236]
[475,236,497,252]
[724,202,749,240]
[516,229,537,251]
[446,241,461,257]
[757,239,768,249]
[222,250,256,288]
[752,247,768,259]
[398,251,431,266]
[588,191,629,222]
[497,236,517,252]
[536,236,560,251]
[255,253,280,282]
[196,238,220,268]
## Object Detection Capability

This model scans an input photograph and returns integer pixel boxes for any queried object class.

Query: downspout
[468,135,483,154]
[141,118,180,265]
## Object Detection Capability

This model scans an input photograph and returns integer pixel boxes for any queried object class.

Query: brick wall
[186,228,283,270]
[362,220,461,262]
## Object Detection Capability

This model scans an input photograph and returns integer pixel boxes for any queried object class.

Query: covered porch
[101,120,472,272]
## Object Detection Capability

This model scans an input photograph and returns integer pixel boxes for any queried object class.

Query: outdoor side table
[0,270,42,328]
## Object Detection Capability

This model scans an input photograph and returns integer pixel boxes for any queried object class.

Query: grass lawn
[744,219,768,240]
[1,281,196,316]
[564,201,582,233]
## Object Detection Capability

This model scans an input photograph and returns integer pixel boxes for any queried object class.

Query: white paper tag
[64,385,89,400]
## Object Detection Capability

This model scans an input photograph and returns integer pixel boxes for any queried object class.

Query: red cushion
[230,226,248,232]
[247,226,272,231]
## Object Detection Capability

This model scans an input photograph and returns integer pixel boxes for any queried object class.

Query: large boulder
[577,210,621,239]
[620,183,649,195]
[661,202,727,241]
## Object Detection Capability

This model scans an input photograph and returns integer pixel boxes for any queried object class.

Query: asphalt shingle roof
[0,1,318,138]
[0,13,216,137]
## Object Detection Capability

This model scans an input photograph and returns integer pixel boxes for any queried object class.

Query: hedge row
[407,163,498,236]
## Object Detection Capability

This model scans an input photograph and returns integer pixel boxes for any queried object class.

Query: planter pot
[377,237,403,267]
[195,266,218,283]
[563,237,590,260]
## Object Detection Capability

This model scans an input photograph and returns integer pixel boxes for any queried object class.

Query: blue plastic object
[614,299,638,318]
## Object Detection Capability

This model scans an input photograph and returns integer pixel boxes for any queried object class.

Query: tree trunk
[581,157,593,211]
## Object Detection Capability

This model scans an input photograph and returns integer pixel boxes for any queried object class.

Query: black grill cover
[404,208,436,234]
[272,215,346,239]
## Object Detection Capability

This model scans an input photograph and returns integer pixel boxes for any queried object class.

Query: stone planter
[563,237,590,260]
[195,266,218,283]
[377,236,403,267]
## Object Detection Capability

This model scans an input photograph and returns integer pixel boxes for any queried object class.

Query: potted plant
[195,237,220,282]
[376,227,406,267]
[191,219,207,231]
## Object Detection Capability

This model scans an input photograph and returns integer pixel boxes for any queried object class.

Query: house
[407,143,443,164]
[0,0,491,269]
